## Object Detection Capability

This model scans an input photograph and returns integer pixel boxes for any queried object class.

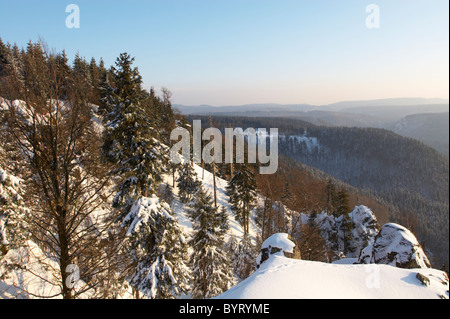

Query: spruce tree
[189,187,235,299]
[122,196,191,299]
[0,38,10,77]
[102,53,168,209]
[101,53,179,298]
[281,181,294,207]
[177,163,201,203]
[226,163,257,234]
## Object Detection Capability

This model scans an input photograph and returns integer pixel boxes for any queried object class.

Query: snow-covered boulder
[309,205,379,260]
[345,205,379,258]
[358,223,431,269]
[257,233,296,267]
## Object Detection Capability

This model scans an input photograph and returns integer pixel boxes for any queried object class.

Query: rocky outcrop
[311,205,379,259]
[358,223,431,269]
[344,205,379,258]
[256,233,296,268]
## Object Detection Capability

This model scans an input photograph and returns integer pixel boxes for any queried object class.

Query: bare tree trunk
[202,160,204,180]
[212,161,217,208]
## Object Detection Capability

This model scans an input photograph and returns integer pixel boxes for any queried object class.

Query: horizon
[173,97,450,108]
[1,0,448,105]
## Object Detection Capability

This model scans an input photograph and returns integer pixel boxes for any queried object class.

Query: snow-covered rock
[307,205,379,260]
[358,223,431,269]
[261,233,296,254]
[257,233,296,267]
[346,205,379,258]
[217,254,449,299]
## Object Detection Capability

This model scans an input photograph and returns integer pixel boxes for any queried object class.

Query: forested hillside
[387,112,449,157]
[191,116,449,267]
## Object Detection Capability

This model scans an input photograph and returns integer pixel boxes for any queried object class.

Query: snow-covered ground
[217,254,449,299]
[0,241,63,299]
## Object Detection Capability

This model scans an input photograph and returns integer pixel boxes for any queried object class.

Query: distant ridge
[175,97,449,115]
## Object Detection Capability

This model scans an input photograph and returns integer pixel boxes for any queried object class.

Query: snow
[0,167,22,190]
[261,233,295,254]
[123,195,173,236]
[165,161,260,244]
[281,134,320,152]
[0,241,62,299]
[217,254,449,299]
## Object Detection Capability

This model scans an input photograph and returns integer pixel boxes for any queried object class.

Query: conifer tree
[232,233,257,280]
[281,181,295,207]
[0,37,10,77]
[102,53,168,209]
[177,163,201,203]
[325,178,337,212]
[0,168,29,256]
[98,64,115,116]
[101,53,186,298]
[122,196,191,299]
[189,187,235,299]
[217,205,230,238]
[226,163,257,234]
[335,188,353,255]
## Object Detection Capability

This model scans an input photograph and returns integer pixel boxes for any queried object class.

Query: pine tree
[0,37,10,77]
[102,53,168,209]
[98,63,115,116]
[226,163,257,234]
[177,163,201,203]
[217,205,230,238]
[122,196,191,299]
[189,187,235,299]
[72,52,91,85]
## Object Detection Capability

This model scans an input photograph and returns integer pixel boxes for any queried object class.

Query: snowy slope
[217,254,449,299]
[165,162,260,244]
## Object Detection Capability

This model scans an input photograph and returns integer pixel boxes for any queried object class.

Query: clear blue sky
[0,0,448,105]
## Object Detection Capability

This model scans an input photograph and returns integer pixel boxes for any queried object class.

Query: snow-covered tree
[177,163,201,203]
[189,188,235,299]
[230,233,257,280]
[226,163,257,234]
[102,53,169,210]
[122,195,191,299]
[0,168,29,255]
